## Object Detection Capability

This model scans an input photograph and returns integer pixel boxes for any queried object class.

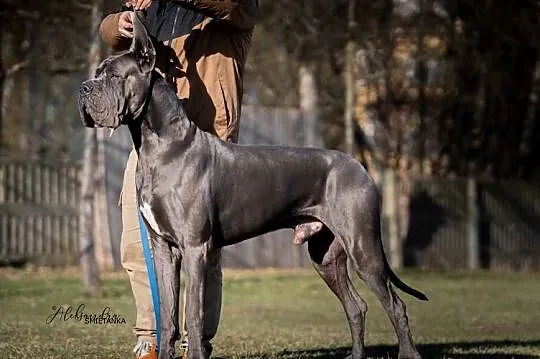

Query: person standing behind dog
[99,1,259,358]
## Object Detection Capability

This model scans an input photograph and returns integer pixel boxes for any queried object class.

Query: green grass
[0,268,539,358]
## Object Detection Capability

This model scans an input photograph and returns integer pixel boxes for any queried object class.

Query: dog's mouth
[81,105,96,128]
[80,104,121,133]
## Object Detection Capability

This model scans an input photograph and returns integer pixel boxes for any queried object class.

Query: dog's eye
[109,73,123,81]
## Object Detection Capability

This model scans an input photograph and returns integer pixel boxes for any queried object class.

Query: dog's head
[79,12,155,129]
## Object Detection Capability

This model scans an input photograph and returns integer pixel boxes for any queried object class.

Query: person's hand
[118,11,134,38]
[129,0,152,10]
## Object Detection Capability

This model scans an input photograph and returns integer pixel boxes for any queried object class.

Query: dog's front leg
[184,240,211,359]
[152,238,181,359]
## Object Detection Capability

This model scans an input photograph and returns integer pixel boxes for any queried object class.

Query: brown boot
[133,336,158,359]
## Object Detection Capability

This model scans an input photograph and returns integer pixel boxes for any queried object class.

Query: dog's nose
[80,83,93,96]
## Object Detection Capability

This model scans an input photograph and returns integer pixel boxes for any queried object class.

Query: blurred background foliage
[1,0,539,274]
[1,0,539,180]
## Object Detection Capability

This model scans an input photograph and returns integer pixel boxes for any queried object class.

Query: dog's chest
[135,168,165,236]
[139,202,164,236]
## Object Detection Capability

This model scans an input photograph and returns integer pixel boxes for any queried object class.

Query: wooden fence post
[466,177,480,270]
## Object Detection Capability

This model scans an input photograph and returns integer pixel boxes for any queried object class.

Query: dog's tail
[384,256,428,301]
[388,269,428,301]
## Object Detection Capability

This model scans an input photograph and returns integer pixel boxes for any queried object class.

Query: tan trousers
[120,150,222,341]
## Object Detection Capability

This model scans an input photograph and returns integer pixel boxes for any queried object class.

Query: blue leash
[138,211,161,350]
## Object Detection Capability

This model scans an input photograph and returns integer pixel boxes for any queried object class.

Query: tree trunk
[344,0,356,155]
[79,129,101,295]
[0,14,4,153]
[416,0,428,175]
[0,63,4,154]
[299,64,322,148]
[79,0,104,296]
[523,60,540,179]
[91,0,113,272]
[383,168,401,268]
[94,128,113,270]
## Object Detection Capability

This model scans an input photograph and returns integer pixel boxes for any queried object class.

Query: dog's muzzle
[78,84,96,128]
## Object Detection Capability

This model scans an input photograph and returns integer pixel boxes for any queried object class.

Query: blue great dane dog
[78,13,427,359]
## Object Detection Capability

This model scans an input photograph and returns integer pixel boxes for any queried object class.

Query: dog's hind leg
[357,264,421,359]
[152,238,181,359]
[346,194,422,359]
[308,227,367,359]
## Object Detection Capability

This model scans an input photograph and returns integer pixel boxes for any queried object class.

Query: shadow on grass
[219,340,540,358]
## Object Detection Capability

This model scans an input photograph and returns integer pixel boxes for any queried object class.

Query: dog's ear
[130,11,156,74]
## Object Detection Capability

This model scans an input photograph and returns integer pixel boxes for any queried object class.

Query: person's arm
[99,11,133,51]
[174,0,259,29]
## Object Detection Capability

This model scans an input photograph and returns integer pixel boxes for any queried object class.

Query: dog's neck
[129,72,197,153]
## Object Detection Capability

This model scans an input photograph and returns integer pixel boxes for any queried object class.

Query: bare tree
[344,0,357,155]
[299,65,322,148]
[0,28,4,151]
[79,0,104,296]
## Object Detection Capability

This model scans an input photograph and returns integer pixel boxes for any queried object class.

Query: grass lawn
[0,268,539,359]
